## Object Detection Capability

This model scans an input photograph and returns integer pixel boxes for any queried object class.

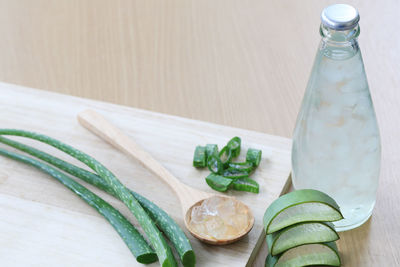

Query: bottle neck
[319,24,360,60]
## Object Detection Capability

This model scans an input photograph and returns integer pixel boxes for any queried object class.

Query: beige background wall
[1,0,397,137]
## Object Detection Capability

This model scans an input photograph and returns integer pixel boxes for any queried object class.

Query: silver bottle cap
[321,4,360,30]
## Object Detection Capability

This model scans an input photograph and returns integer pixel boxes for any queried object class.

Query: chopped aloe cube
[227,137,241,157]
[265,242,341,267]
[193,146,207,168]
[207,155,223,174]
[205,144,218,160]
[266,222,339,256]
[232,177,259,193]
[263,189,343,234]
[222,170,249,180]
[227,162,254,173]
[246,148,262,167]
[219,146,232,167]
[205,173,233,192]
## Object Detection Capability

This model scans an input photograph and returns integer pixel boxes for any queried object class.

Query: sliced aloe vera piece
[219,146,232,167]
[227,162,254,174]
[193,146,207,167]
[265,242,341,267]
[227,137,241,157]
[205,144,218,160]
[266,222,339,256]
[207,154,223,174]
[222,169,249,179]
[263,189,343,234]
[232,177,259,193]
[246,148,262,167]
[205,173,233,192]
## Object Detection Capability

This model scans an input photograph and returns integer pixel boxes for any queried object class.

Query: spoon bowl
[185,196,254,245]
[77,109,255,245]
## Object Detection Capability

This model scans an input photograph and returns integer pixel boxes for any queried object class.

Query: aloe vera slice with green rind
[266,221,339,256]
[218,146,232,167]
[193,146,207,168]
[246,148,262,167]
[263,189,343,234]
[0,136,195,267]
[265,242,341,267]
[0,148,158,264]
[0,129,177,267]
[231,177,259,193]
[207,154,223,174]
[227,162,254,174]
[205,144,218,160]
[227,137,241,157]
[205,173,233,192]
[222,169,249,179]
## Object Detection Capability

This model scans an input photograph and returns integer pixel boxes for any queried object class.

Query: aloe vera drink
[291,4,381,231]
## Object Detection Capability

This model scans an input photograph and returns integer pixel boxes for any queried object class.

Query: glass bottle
[291,4,381,231]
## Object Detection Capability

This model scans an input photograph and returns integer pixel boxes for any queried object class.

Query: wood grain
[0,0,399,266]
[0,84,292,266]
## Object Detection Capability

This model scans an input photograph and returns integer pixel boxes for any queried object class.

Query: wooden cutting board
[0,82,292,266]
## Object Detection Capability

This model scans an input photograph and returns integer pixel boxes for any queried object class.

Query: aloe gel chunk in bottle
[291,4,381,231]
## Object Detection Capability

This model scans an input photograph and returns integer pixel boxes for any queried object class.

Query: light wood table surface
[0,0,399,266]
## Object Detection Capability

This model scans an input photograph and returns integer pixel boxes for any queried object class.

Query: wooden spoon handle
[77,109,186,192]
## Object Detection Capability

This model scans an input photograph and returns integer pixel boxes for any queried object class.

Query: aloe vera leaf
[0,148,157,264]
[0,129,177,267]
[0,135,195,267]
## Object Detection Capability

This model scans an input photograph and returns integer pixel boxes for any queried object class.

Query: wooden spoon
[77,109,254,245]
